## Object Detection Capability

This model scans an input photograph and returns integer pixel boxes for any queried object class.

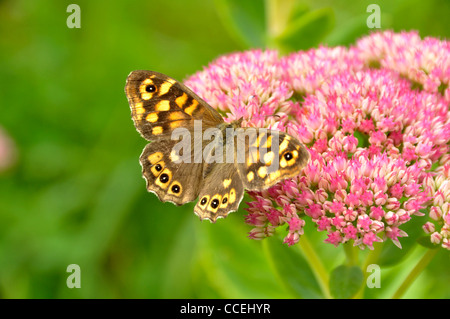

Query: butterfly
[125,70,310,222]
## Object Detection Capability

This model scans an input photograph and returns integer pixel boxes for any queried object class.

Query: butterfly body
[125,70,310,222]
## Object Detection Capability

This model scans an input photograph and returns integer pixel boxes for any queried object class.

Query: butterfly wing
[194,163,244,223]
[140,138,204,205]
[125,70,224,140]
[235,128,310,190]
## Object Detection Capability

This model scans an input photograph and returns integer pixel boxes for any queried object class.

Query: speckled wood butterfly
[125,70,310,222]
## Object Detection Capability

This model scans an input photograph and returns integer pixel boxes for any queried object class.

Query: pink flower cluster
[423,165,450,249]
[184,31,450,250]
[357,31,450,102]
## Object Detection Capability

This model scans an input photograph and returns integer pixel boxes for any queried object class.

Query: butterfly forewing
[125,70,223,140]
[235,129,310,190]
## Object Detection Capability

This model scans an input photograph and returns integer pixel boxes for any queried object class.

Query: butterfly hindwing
[194,163,244,222]
[140,138,204,205]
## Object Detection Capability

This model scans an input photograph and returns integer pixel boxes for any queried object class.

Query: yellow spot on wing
[229,188,236,203]
[223,179,232,188]
[170,149,180,163]
[280,158,287,168]
[152,126,163,135]
[155,100,170,112]
[184,100,198,115]
[261,135,272,148]
[263,151,274,166]
[146,112,158,123]
[247,171,254,182]
[268,170,281,183]
[247,149,259,166]
[169,121,184,129]
[258,166,267,178]
[141,92,152,100]
[158,82,172,96]
[252,133,265,148]
[134,102,145,121]
[279,138,289,152]
[147,152,163,165]
[168,112,187,121]
[175,93,188,108]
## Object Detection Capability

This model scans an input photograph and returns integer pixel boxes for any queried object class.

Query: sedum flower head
[184,31,450,250]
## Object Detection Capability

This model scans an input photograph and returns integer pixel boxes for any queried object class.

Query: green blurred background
[0,0,449,298]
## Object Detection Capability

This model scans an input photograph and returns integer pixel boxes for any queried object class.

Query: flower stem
[391,248,439,299]
[343,243,359,266]
[298,235,332,299]
[353,242,384,298]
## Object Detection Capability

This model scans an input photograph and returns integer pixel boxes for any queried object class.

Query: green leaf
[274,8,335,52]
[214,0,266,48]
[329,265,364,299]
[263,236,323,298]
